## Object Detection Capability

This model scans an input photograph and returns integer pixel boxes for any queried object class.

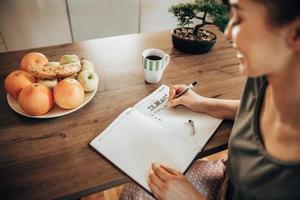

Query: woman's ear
[286,17,300,52]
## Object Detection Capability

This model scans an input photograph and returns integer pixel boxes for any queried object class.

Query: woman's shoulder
[240,76,267,102]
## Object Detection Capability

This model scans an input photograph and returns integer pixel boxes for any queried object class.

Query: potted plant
[169,0,229,54]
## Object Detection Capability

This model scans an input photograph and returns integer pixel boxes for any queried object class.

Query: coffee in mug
[142,48,170,84]
[145,55,162,60]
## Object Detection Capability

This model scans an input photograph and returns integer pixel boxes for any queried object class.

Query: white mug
[142,48,170,83]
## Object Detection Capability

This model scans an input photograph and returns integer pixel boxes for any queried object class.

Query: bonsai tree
[169,0,230,41]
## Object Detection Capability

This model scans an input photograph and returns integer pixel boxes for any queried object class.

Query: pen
[188,119,196,135]
[174,81,197,98]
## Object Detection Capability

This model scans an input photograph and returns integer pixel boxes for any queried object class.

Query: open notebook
[90,85,222,193]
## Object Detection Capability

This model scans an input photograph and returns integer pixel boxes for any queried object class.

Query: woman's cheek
[231,26,240,45]
[231,26,247,74]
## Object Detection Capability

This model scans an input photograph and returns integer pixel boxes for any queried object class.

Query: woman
[121,0,300,199]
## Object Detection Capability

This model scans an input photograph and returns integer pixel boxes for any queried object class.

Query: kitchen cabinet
[0,0,72,51]
[67,0,139,42]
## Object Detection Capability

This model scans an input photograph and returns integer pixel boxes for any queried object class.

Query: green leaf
[169,0,230,32]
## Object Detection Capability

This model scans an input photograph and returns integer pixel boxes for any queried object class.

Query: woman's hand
[148,163,205,200]
[168,84,209,113]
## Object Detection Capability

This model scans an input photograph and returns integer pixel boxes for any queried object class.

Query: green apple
[77,70,99,92]
[68,73,78,79]
[81,59,95,72]
[38,78,58,89]
[60,55,79,65]
[45,61,60,67]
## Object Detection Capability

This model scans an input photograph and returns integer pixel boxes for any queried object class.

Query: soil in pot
[172,27,217,54]
[174,27,216,41]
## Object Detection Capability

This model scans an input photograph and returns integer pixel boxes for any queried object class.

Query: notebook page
[90,108,197,192]
[133,85,222,150]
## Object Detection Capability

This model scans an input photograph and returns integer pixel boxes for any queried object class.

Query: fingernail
[152,163,159,168]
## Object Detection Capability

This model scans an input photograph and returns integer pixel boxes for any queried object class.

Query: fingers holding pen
[168,84,187,107]
[168,83,207,114]
[169,84,187,99]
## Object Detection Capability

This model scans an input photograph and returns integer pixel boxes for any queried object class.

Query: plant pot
[171,27,217,54]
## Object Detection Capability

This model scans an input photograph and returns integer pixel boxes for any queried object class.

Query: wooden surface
[0,25,245,200]
[82,185,124,200]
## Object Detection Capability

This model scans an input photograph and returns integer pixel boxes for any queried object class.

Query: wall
[140,0,194,33]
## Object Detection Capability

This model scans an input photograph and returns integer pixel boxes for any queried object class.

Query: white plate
[7,89,97,118]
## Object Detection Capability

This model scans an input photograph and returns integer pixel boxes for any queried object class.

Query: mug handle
[164,54,170,69]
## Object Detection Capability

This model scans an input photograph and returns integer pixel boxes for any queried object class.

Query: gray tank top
[228,77,300,200]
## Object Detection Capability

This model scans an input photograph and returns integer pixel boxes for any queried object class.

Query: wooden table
[0,25,245,200]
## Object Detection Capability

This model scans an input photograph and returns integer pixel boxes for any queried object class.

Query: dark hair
[256,0,300,25]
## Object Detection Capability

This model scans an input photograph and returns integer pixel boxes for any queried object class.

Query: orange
[53,78,85,109]
[18,83,54,115]
[4,70,36,99]
[20,52,49,71]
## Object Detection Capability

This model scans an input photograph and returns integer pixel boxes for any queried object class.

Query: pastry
[27,61,81,79]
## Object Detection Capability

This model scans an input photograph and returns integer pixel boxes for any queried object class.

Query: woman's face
[225,0,291,77]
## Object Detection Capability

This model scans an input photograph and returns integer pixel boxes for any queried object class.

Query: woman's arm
[200,98,240,120]
[168,85,240,120]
